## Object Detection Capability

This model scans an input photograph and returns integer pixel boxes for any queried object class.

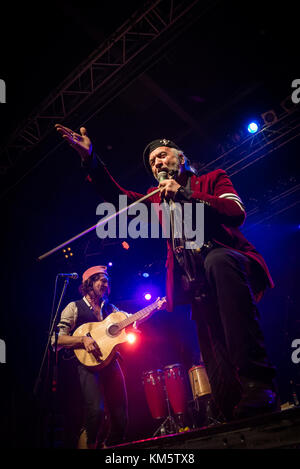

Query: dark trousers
[191,247,276,420]
[77,358,128,446]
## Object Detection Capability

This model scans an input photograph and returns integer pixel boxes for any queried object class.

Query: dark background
[0,0,299,448]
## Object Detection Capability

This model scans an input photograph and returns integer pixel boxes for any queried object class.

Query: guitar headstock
[156,296,167,310]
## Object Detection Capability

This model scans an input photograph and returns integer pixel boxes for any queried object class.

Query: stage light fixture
[62,246,74,259]
[108,262,113,266]
[261,110,278,126]
[126,333,137,344]
[144,293,152,300]
[142,272,150,278]
[247,122,259,134]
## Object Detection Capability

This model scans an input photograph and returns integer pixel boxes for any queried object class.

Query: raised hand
[55,124,93,162]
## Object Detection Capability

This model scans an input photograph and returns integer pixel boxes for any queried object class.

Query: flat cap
[82,265,108,283]
[143,139,180,173]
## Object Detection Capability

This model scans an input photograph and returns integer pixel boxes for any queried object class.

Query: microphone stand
[34,277,70,447]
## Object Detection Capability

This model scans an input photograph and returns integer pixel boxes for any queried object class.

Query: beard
[154,161,181,182]
[90,285,108,301]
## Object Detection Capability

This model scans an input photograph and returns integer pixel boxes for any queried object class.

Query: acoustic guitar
[73,296,166,369]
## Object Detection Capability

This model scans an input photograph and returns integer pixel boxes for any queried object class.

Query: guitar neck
[117,301,160,329]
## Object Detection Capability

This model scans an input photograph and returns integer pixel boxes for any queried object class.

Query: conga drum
[163,364,187,415]
[188,364,211,399]
[142,369,167,419]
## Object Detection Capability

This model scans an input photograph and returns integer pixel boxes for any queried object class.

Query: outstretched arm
[55,124,147,205]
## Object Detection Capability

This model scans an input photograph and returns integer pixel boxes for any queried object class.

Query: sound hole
[108,324,120,336]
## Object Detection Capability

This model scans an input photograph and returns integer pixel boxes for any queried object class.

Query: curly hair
[79,272,109,296]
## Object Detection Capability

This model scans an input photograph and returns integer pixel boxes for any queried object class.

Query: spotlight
[142,272,150,278]
[144,293,152,301]
[62,246,74,259]
[126,333,137,344]
[261,110,278,126]
[108,262,113,266]
[247,122,259,134]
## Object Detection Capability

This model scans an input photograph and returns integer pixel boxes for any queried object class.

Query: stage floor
[108,406,300,450]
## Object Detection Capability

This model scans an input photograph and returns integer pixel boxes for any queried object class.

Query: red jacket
[88,163,274,311]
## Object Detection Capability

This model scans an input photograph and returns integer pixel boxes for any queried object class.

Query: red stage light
[126,333,136,344]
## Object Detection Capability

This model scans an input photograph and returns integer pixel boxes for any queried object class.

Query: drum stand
[194,394,222,426]
[152,388,179,437]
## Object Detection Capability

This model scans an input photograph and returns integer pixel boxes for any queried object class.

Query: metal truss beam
[243,185,300,233]
[0,0,206,175]
[198,99,300,226]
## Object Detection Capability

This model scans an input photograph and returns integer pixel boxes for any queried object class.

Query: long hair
[174,149,197,175]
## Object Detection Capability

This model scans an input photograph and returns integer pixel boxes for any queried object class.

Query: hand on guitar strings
[82,335,102,360]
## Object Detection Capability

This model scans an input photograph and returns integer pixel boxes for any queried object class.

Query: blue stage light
[144,293,152,301]
[142,272,149,278]
[247,122,259,134]
[108,262,113,266]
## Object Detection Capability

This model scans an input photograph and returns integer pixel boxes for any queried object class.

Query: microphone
[158,170,176,182]
[157,170,169,182]
[157,171,170,201]
[57,272,79,279]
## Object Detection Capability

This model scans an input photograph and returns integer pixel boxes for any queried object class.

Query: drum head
[164,363,182,370]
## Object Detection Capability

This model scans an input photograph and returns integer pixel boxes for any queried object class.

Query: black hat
[143,139,181,174]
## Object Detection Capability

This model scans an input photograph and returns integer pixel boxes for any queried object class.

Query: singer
[52,265,129,449]
[55,125,279,422]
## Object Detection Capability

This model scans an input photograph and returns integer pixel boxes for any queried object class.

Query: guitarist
[54,265,128,449]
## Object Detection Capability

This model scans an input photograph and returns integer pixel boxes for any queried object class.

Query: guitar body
[73,311,128,370]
